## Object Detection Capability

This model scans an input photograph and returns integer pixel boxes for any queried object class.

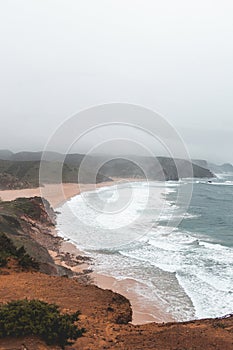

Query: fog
[0,1,233,164]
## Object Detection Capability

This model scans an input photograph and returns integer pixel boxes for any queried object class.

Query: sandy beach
[0,180,170,325]
[0,181,116,209]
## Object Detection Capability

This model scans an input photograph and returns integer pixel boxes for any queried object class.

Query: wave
[57,177,233,322]
[118,228,233,319]
[209,181,233,186]
[176,271,233,319]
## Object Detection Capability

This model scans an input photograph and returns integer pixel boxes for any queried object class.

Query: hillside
[0,151,215,190]
[0,271,232,350]
[0,173,31,190]
[0,159,111,190]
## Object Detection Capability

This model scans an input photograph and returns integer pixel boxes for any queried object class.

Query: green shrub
[0,232,17,256]
[16,246,26,257]
[3,198,40,218]
[16,246,39,271]
[18,253,39,270]
[0,254,7,267]
[0,232,39,271]
[0,299,84,348]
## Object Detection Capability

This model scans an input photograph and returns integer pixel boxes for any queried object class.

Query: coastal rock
[0,197,68,276]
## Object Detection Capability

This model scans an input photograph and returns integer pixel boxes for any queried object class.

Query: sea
[56,173,233,322]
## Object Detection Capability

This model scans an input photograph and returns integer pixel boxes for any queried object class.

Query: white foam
[57,178,233,321]
[121,229,233,318]
[176,272,233,319]
[209,181,233,186]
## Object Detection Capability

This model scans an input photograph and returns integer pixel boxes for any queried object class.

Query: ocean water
[56,174,233,322]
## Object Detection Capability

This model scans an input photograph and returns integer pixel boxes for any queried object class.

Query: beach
[0,179,170,324]
[0,181,116,209]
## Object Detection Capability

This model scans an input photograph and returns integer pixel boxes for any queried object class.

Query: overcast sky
[0,1,233,164]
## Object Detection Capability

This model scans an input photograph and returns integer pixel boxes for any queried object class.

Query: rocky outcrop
[0,197,70,276]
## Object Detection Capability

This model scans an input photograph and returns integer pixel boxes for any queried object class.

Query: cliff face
[98,157,214,181]
[0,197,70,276]
[157,157,214,180]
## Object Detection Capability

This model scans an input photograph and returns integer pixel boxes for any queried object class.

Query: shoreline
[92,272,174,325]
[0,179,172,325]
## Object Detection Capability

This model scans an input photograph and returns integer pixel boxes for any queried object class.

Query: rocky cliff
[98,156,214,181]
[0,197,72,276]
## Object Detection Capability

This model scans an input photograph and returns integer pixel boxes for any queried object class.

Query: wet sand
[92,273,174,325]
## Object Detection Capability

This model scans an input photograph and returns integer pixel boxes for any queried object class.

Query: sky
[0,0,233,164]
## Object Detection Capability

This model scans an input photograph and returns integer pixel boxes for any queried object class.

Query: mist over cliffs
[0,150,216,189]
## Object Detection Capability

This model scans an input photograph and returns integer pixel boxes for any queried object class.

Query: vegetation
[0,158,111,189]
[16,245,39,270]
[0,231,17,255]
[1,197,42,219]
[0,299,84,348]
[0,255,7,267]
[0,232,39,270]
[0,232,17,267]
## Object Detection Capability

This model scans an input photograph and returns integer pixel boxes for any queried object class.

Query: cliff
[0,197,72,276]
[157,157,214,180]
[98,156,214,181]
[0,151,215,190]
